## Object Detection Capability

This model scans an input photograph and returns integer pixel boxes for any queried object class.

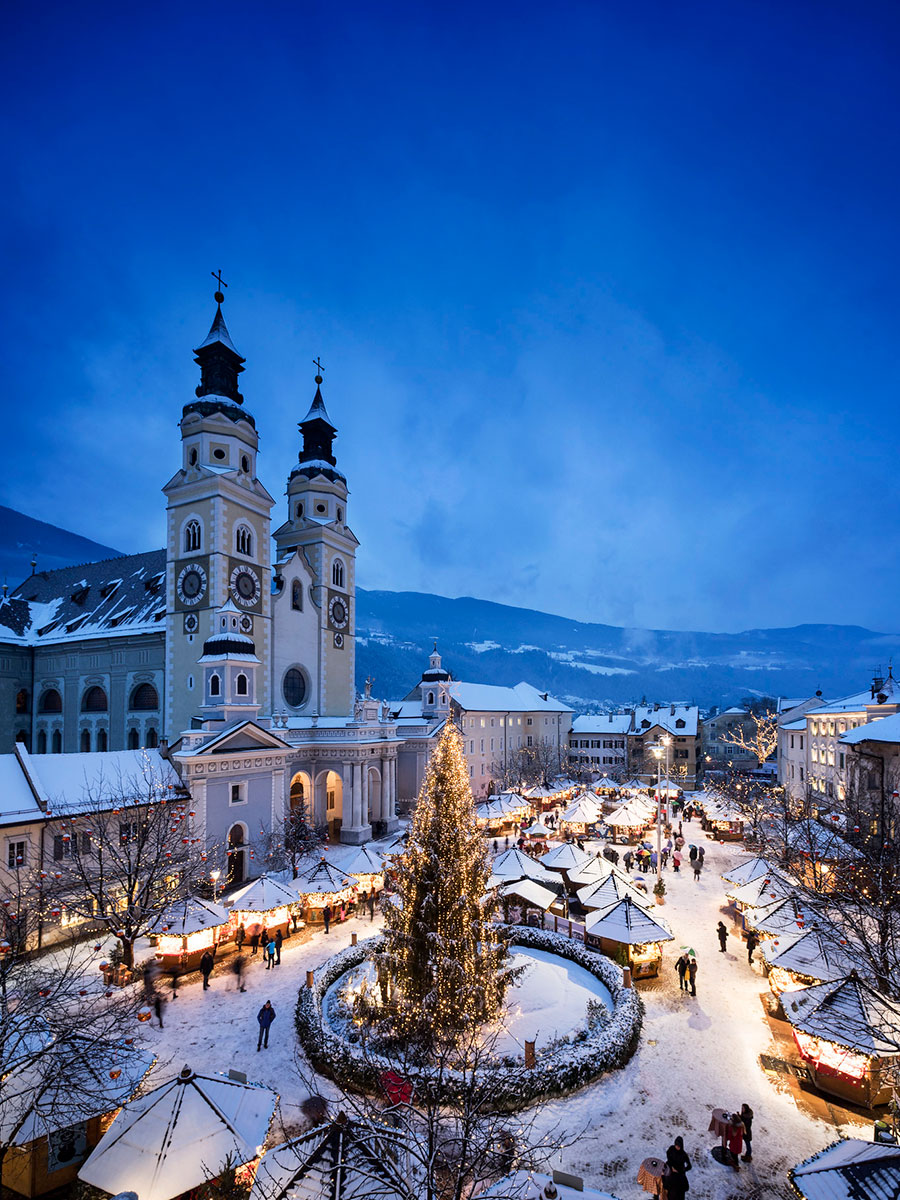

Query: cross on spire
[313,356,324,383]
[211,269,228,303]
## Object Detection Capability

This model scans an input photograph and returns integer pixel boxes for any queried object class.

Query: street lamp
[651,735,673,887]
[210,869,221,902]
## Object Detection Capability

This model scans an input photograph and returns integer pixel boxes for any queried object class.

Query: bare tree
[491,738,568,793]
[0,890,141,1179]
[721,709,778,768]
[45,754,211,968]
[254,802,323,880]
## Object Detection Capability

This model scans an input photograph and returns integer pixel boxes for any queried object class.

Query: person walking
[265,937,276,969]
[661,847,669,869]
[698,844,705,865]
[200,950,214,990]
[727,1113,744,1170]
[675,952,689,992]
[717,921,729,953]
[740,1103,754,1161]
[169,966,181,999]
[688,844,698,864]
[672,850,682,873]
[650,850,658,872]
[746,930,759,966]
[231,953,247,993]
[367,892,376,920]
[256,1000,276,1051]
[687,956,698,996]
[692,858,702,883]
[260,926,269,952]
[323,904,332,934]
[249,931,260,956]
[153,991,166,1029]
[234,923,246,951]
[623,850,634,872]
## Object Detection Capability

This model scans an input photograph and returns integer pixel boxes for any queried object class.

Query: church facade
[0,294,400,870]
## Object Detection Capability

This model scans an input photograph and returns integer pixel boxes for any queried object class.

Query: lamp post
[210,869,221,903]
[652,735,673,887]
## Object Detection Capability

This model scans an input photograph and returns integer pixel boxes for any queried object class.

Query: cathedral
[0,292,402,869]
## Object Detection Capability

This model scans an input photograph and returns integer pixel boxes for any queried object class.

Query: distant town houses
[569,704,701,789]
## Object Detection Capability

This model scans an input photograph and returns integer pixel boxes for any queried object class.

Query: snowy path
[114,829,870,1196]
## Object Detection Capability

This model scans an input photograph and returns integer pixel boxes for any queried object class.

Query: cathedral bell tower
[272,367,358,717]
[163,283,275,740]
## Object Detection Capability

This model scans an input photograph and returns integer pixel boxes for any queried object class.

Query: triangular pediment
[181,720,291,757]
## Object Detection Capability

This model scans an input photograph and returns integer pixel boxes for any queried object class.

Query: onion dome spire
[192,272,245,406]
[291,359,345,483]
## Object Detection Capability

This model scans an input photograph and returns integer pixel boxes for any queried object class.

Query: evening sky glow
[3,1,899,633]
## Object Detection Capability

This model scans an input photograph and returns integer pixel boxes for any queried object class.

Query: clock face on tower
[328,593,349,630]
[177,563,207,607]
[230,564,261,608]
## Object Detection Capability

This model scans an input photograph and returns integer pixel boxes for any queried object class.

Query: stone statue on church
[381,699,391,722]
[365,675,374,699]
[354,694,364,721]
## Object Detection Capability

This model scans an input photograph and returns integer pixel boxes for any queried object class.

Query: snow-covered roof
[596,776,622,791]
[584,895,673,944]
[560,795,602,824]
[540,842,593,871]
[727,872,792,907]
[196,304,240,355]
[5,549,166,646]
[1,1036,155,1145]
[79,1066,278,1200]
[566,857,610,886]
[488,847,558,885]
[782,974,900,1056]
[605,803,649,828]
[745,896,822,938]
[632,704,699,736]
[578,868,647,912]
[158,896,230,937]
[571,714,632,734]
[785,821,861,861]
[227,874,300,912]
[250,1118,413,1200]
[476,1170,621,1199]
[721,855,776,888]
[0,750,42,824]
[501,879,560,910]
[840,712,900,746]
[326,844,385,879]
[27,747,183,814]
[524,819,553,837]
[293,858,355,897]
[621,778,648,790]
[447,680,573,714]
[476,792,530,820]
[789,1138,900,1200]
[764,929,862,984]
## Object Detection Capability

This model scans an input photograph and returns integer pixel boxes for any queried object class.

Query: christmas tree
[374,720,515,1048]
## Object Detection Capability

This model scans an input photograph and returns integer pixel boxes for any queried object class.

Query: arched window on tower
[296,501,304,519]
[184,519,201,552]
[146,727,158,748]
[128,728,139,750]
[332,558,345,589]
[37,729,47,754]
[427,692,435,706]
[236,673,248,696]
[97,728,108,752]
[291,580,303,611]
[51,729,62,753]
[81,686,108,713]
[15,689,28,714]
[235,526,253,556]
[80,729,91,752]
[209,674,221,697]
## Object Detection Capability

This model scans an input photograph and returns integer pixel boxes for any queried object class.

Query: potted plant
[653,878,667,905]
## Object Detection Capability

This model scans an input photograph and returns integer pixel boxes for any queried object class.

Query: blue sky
[3,1,899,633]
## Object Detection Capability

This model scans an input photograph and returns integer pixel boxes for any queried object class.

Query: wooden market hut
[1,1035,154,1198]
[293,857,358,925]
[524,818,553,840]
[701,797,745,841]
[500,878,564,923]
[558,793,602,837]
[726,871,793,916]
[782,973,900,1108]
[487,846,558,888]
[721,855,775,889]
[539,841,594,889]
[577,867,648,913]
[763,927,862,996]
[566,856,611,889]
[584,894,673,980]
[604,802,650,843]
[743,894,819,940]
[331,844,386,894]
[227,874,299,940]
[789,1138,900,1199]
[474,791,531,834]
[155,896,231,970]
[79,1066,278,1200]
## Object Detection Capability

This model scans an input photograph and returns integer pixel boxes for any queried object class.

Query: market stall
[78,1066,278,1200]
[331,844,386,894]
[577,867,648,912]
[726,872,793,915]
[763,927,861,995]
[487,846,558,887]
[474,791,531,834]
[782,972,900,1107]
[721,855,775,889]
[558,793,602,837]
[293,857,358,925]
[154,896,231,970]
[500,878,563,922]
[743,894,820,939]
[584,894,673,979]
[605,803,651,843]
[524,818,553,840]
[539,841,594,886]
[227,874,299,940]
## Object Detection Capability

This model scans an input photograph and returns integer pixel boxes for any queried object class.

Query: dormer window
[235,526,253,556]
[675,719,685,729]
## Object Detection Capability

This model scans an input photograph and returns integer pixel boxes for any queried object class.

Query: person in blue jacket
[257,1000,276,1050]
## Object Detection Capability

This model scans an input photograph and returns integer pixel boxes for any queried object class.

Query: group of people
[655,1104,753,1197]
[719,1104,754,1169]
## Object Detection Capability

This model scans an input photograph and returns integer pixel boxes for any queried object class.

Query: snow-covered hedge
[294,927,643,1112]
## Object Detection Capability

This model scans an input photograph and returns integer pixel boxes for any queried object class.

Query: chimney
[670,704,675,716]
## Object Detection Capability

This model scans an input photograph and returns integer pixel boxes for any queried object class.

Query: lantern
[137,1008,152,1023]
[109,1069,122,1081]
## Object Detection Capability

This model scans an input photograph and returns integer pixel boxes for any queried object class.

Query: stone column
[340,758,371,845]
[191,776,208,850]
[361,761,370,824]
[385,755,399,831]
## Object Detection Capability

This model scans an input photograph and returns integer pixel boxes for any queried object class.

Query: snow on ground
[46,820,873,1197]
[492,947,612,1055]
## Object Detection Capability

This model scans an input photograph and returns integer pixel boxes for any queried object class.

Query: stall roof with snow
[540,842,593,871]
[782,974,900,1056]
[584,895,673,944]
[328,844,385,879]
[604,804,649,829]
[501,879,561,911]
[789,1137,900,1200]
[158,895,229,937]
[293,858,355,897]
[744,895,820,938]
[721,855,776,888]
[763,929,862,984]
[560,795,602,824]
[487,846,558,885]
[78,1065,278,1200]
[577,869,648,912]
[727,872,792,908]
[228,874,300,911]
